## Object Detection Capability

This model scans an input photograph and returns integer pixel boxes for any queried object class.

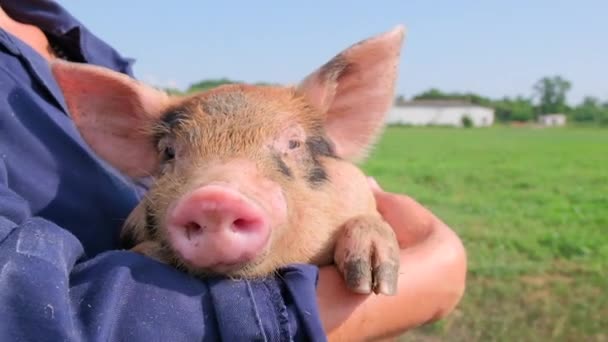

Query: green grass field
[361,126,608,342]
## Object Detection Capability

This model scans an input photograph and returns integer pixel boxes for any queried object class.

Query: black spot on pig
[162,110,188,129]
[272,153,293,178]
[306,136,337,159]
[154,110,189,142]
[318,54,356,83]
[304,135,337,187]
[307,164,328,186]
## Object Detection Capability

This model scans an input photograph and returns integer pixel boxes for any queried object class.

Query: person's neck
[0,5,56,61]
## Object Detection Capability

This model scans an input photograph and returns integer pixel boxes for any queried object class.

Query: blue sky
[59,0,607,104]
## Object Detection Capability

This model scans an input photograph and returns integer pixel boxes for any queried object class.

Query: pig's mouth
[197,254,268,277]
[164,240,270,278]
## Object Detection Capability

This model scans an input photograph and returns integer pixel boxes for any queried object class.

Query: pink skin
[166,184,282,272]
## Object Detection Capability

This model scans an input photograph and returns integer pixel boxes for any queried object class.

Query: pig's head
[51,26,405,278]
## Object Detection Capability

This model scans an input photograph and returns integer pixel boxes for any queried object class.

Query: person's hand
[367,177,439,248]
[317,178,467,341]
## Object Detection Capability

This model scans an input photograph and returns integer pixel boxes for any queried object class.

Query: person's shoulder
[0,29,23,78]
[2,0,135,76]
[0,48,29,92]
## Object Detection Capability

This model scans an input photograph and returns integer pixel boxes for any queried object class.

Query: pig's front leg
[334,215,400,296]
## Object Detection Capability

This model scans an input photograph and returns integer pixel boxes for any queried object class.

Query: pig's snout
[167,185,271,271]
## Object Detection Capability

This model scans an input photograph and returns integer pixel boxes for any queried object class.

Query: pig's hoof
[334,216,400,296]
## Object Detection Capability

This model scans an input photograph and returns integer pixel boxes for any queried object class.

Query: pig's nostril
[233,218,248,230]
[233,218,260,232]
[185,222,203,240]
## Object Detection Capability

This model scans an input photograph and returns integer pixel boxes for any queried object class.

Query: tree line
[165,76,608,126]
[406,76,608,126]
[164,78,273,95]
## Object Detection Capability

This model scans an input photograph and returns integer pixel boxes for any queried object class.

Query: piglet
[51,26,406,295]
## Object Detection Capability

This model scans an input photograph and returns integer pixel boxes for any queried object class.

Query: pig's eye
[288,140,301,150]
[163,146,176,161]
[158,138,176,162]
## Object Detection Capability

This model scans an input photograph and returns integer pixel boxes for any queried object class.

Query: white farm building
[538,114,567,127]
[386,100,495,127]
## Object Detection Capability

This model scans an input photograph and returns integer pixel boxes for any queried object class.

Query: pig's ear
[297,26,405,161]
[51,61,170,178]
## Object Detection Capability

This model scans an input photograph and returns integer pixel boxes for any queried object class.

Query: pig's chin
[163,236,294,279]
[165,234,271,276]
[173,248,272,279]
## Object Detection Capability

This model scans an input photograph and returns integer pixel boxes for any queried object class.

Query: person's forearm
[317,221,467,341]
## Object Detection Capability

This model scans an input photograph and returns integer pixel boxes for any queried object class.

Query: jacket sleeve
[0,159,326,342]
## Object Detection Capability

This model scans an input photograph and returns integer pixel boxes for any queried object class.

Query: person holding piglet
[0,1,466,341]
